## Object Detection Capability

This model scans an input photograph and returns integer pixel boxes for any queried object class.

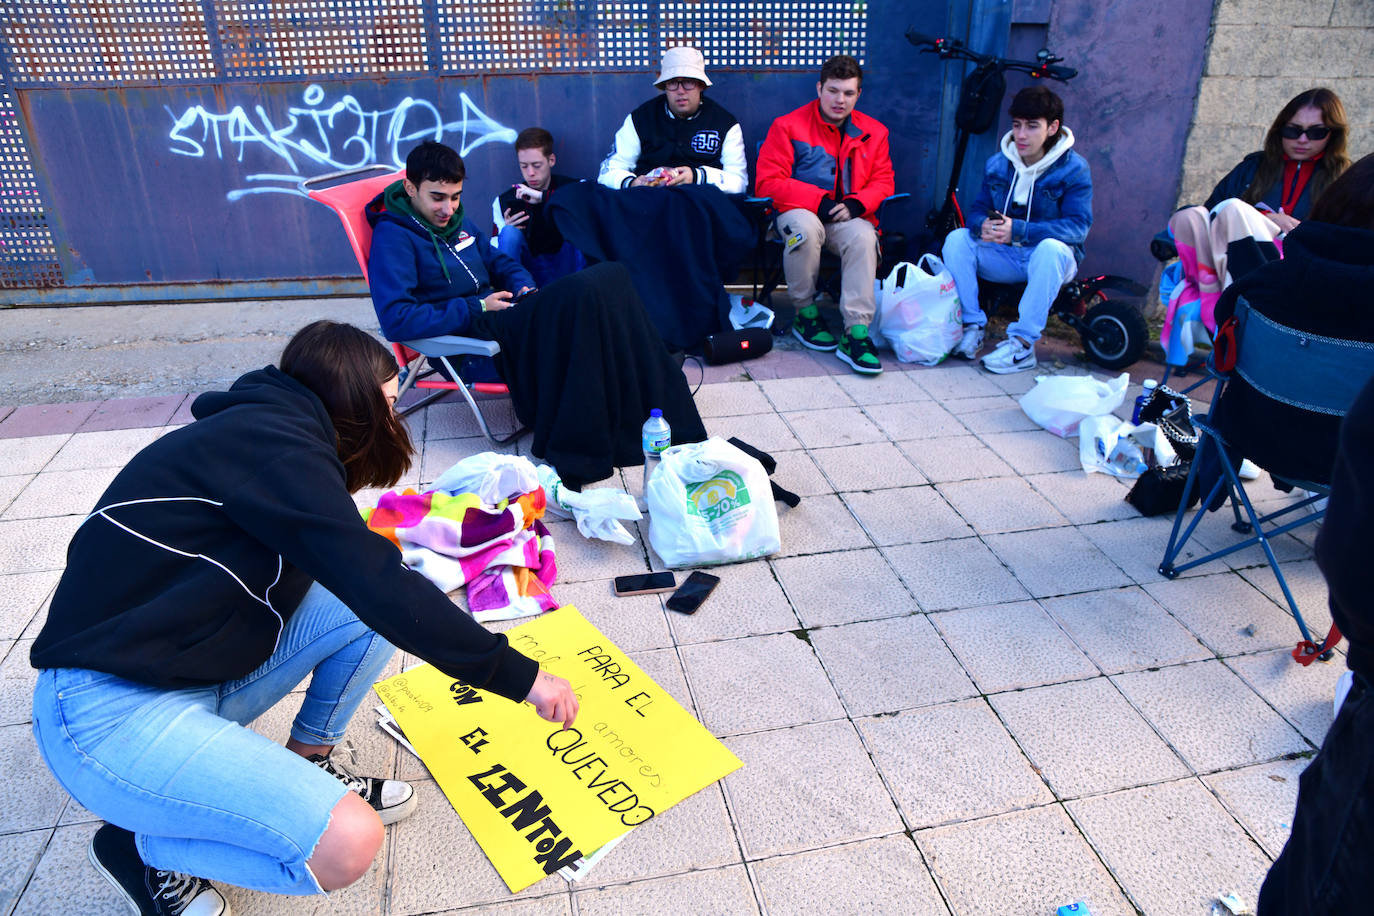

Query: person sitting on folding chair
[30,321,578,914]
[756,54,894,376]
[367,140,706,488]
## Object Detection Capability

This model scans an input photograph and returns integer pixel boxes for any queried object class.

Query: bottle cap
[650,408,662,417]
[1143,379,1158,389]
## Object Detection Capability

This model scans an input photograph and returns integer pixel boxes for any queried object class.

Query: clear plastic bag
[1019,372,1130,438]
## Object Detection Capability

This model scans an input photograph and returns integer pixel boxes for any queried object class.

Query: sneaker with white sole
[836,324,883,375]
[308,741,417,825]
[89,823,230,916]
[953,324,984,360]
[791,303,838,351]
[980,336,1037,374]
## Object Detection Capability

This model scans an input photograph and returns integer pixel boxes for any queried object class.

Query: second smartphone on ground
[666,571,720,615]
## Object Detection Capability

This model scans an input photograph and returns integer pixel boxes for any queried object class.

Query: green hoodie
[381,179,466,282]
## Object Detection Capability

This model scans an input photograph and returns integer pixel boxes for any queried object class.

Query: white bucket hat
[654,46,712,88]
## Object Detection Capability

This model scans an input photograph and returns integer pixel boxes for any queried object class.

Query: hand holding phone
[514,184,544,204]
[665,571,720,614]
[613,572,676,596]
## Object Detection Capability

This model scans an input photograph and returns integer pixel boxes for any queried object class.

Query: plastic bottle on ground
[641,408,672,505]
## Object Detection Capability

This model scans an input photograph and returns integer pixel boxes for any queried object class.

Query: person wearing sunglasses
[1162,88,1351,346]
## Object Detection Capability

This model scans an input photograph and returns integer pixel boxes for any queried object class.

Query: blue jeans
[495,225,586,288]
[31,582,396,895]
[942,227,1077,343]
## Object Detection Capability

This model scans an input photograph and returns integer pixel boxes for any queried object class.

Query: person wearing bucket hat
[597,45,747,194]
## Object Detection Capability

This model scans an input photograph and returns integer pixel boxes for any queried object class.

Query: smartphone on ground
[613,572,676,597]
[665,571,721,615]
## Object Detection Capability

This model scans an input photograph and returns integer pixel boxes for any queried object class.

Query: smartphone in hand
[665,571,720,615]
[986,209,1005,222]
[613,572,676,597]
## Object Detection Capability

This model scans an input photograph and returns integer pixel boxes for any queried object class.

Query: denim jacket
[968,146,1093,263]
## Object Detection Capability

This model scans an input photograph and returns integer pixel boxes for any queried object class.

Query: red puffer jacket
[756,100,895,225]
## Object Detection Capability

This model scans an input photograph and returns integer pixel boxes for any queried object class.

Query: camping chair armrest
[400,335,501,358]
[300,164,396,192]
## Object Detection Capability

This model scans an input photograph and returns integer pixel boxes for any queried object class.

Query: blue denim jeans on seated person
[495,224,586,289]
[941,227,1078,344]
[31,582,396,895]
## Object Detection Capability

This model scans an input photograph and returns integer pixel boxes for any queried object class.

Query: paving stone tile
[1181,509,1314,574]
[772,548,916,627]
[554,580,671,654]
[12,822,128,916]
[722,720,904,858]
[169,396,197,425]
[78,395,183,431]
[746,347,832,380]
[865,401,968,440]
[858,700,1053,829]
[841,485,971,546]
[0,639,38,726]
[909,364,1005,400]
[833,370,929,404]
[1237,559,1333,635]
[0,515,84,575]
[759,375,855,411]
[898,434,1014,483]
[1024,470,1137,525]
[0,402,99,438]
[775,493,870,557]
[584,785,741,885]
[809,441,926,491]
[883,538,1030,611]
[0,570,58,640]
[811,615,976,716]
[574,865,758,915]
[949,394,1018,413]
[3,467,121,520]
[1041,587,1211,674]
[544,519,648,584]
[1204,758,1308,859]
[1113,660,1310,772]
[43,426,162,471]
[783,406,886,449]
[984,370,1039,396]
[1080,515,1218,584]
[665,560,798,644]
[917,805,1136,916]
[992,677,1189,798]
[931,601,1098,693]
[0,473,30,515]
[768,449,832,498]
[705,412,802,452]
[751,835,948,916]
[432,895,572,915]
[0,434,68,475]
[421,398,521,440]
[1144,573,1306,655]
[627,647,697,721]
[985,526,1133,597]
[937,476,1069,534]
[419,436,520,484]
[693,381,772,418]
[981,430,1082,474]
[679,633,844,736]
[1067,779,1272,916]
[0,828,48,916]
[0,723,70,832]
[1227,648,1344,746]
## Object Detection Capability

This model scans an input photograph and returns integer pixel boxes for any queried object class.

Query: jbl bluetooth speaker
[703,328,773,365]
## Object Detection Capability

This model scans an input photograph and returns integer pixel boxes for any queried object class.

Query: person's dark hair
[405,140,465,187]
[1307,152,1374,231]
[819,54,862,87]
[280,321,414,492]
[515,127,554,157]
[1244,87,1349,208]
[1008,86,1065,149]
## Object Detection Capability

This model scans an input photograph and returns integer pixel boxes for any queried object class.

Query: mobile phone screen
[665,571,720,614]
[613,572,676,596]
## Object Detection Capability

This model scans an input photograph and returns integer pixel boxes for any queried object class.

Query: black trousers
[1259,671,1374,914]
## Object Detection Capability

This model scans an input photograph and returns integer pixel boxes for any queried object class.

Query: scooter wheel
[1080,297,1147,370]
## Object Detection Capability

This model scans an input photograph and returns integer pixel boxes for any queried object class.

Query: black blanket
[474,261,707,488]
[549,182,754,352]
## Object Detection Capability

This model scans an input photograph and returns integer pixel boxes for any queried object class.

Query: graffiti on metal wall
[165,84,515,200]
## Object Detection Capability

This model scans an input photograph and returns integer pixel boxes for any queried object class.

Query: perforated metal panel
[217,0,429,78]
[658,1,866,68]
[0,84,62,289]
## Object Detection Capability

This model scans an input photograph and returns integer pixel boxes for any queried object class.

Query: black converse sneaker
[308,742,417,825]
[89,824,229,916]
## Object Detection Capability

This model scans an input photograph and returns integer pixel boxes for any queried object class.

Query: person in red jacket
[756,54,895,375]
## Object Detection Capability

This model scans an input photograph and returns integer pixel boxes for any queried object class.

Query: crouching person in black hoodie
[29,321,577,914]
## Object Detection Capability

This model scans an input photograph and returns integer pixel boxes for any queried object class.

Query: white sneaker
[953,324,984,360]
[980,337,1037,374]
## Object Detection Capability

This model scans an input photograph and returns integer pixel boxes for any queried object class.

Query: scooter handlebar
[1041,63,1078,81]
[904,28,941,47]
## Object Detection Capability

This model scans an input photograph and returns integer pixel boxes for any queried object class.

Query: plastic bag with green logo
[646,437,781,568]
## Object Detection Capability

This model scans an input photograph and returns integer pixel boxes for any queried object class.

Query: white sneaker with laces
[980,337,1037,374]
[953,324,984,360]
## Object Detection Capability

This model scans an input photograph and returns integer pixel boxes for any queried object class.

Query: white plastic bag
[431,453,539,504]
[536,464,642,546]
[1018,372,1129,438]
[871,255,963,366]
[1079,416,1179,478]
[646,437,780,568]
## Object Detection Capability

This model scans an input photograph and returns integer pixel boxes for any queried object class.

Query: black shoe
[791,304,838,351]
[308,742,417,826]
[89,824,230,916]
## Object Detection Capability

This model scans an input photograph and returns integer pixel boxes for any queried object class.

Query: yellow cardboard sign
[374,606,741,892]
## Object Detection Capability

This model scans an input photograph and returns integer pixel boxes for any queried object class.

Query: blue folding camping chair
[1159,297,1374,663]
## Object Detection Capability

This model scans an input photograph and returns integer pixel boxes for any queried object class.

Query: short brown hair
[280,321,414,492]
[1308,152,1374,231]
[515,127,554,157]
[820,55,862,87]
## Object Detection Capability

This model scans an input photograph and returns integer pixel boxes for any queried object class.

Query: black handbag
[1126,461,1200,517]
[1137,384,1199,460]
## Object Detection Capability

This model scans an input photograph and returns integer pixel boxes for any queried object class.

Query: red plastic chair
[302,165,517,442]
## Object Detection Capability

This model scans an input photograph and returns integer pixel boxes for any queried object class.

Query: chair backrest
[1233,296,1374,416]
[305,168,404,285]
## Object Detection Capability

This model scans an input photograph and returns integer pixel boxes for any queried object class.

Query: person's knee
[309,793,384,891]
[1031,239,1076,276]
[942,227,974,260]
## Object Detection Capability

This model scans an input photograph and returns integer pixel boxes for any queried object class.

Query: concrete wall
[1177,0,1374,208]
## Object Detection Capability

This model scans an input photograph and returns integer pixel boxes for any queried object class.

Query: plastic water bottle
[641,408,672,498]
[1131,379,1158,425]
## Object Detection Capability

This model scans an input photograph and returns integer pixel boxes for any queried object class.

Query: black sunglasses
[1281,124,1331,141]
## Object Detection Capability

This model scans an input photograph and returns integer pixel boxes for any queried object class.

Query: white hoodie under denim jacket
[967,126,1093,263]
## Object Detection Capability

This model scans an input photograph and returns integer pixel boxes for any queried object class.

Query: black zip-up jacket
[30,367,537,699]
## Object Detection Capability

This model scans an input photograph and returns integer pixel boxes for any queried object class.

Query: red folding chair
[302,165,520,443]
